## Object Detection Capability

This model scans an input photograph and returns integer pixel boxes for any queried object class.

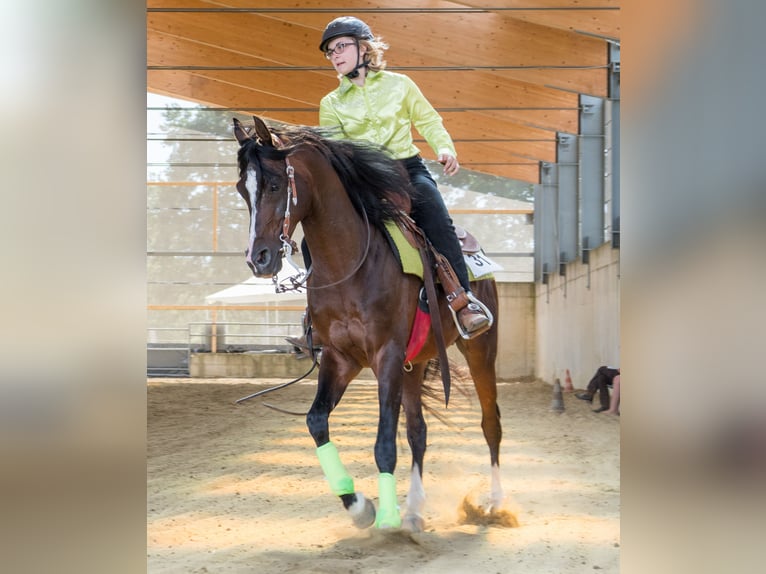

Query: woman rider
[287,16,490,352]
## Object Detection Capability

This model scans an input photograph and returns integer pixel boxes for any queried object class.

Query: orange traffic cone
[563,369,574,392]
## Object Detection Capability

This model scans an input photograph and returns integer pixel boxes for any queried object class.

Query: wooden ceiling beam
[460,162,540,183]
[147,1,620,183]
[148,33,583,131]
[455,141,556,164]
[455,0,620,40]
[148,9,609,94]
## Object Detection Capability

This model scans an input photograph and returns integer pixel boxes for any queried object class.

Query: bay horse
[233,115,505,531]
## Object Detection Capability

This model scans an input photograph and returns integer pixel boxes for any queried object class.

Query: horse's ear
[233,118,251,145]
[252,116,274,147]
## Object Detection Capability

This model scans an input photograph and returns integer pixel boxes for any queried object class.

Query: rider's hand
[438,153,460,176]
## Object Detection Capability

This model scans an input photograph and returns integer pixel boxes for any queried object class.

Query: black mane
[238,124,415,228]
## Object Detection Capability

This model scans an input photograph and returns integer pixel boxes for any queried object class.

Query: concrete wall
[446,282,536,380]
[189,255,619,388]
[534,242,620,389]
[191,281,537,381]
[190,352,320,379]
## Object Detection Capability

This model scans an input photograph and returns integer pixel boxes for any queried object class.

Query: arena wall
[190,281,537,381]
[534,242,621,388]
[188,244,618,386]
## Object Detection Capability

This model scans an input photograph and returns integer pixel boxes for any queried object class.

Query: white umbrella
[205,269,307,305]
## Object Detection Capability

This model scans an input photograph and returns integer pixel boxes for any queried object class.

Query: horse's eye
[270,183,280,193]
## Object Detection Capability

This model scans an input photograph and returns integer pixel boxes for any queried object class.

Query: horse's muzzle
[247,246,280,277]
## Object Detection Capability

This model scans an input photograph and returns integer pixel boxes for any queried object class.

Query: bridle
[266,134,372,292]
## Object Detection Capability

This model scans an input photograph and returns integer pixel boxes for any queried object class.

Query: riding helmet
[319,16,374,52]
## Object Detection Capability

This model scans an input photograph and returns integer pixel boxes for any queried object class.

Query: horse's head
[233,116,302,277]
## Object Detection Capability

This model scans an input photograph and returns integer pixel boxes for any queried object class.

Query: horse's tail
[420,358,472,427]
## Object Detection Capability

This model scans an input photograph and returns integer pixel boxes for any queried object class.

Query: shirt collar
[338,69,381,94]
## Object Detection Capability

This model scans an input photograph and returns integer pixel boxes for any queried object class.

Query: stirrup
[285,334,321,360]
[285,335,312,353]
[285,311,321,360]
[449,292,494,340]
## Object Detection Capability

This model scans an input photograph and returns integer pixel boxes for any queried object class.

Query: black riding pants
[586,366,620,409]
[301,155,471,292]
[399,155,471,293]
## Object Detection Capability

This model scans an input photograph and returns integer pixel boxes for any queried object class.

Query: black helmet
[319,16,373,52]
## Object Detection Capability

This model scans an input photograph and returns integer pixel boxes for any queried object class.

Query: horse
[232,115,505,532]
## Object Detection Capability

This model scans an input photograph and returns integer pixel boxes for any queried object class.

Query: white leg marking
[347,492,376,529]
[406,463,426,517]
[348,493,368,518]
[490,464,504,510]
[402,464,427,532]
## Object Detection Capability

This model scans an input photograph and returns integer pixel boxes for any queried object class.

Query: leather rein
[271,134,372,292]
[262,132,453,405]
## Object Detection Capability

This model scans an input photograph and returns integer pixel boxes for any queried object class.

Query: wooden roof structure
[147,1,620,184]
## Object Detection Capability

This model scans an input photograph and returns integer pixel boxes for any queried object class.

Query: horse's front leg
[306,352,375,528]
[372,354,406,529]
[401,363,428,532]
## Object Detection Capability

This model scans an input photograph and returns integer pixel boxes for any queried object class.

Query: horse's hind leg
[306,353,375,528]
[461,337,504,509]
[459,282,504,510]
[401,364,428,532]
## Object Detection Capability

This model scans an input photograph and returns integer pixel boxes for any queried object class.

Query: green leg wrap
[375,472,401,528]
[316,442,354,496]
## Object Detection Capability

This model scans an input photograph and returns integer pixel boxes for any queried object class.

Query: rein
[270,135,373,292]
[305,206,372,291]
[235,352,319,404]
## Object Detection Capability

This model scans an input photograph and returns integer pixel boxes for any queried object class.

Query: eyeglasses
[324,41,355,59]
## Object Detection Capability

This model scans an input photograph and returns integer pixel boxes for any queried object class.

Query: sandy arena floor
[148,377,620,573]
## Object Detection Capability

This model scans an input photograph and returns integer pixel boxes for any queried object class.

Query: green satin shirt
[319,70,457,160]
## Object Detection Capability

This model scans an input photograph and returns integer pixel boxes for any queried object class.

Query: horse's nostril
[254,248,271,267]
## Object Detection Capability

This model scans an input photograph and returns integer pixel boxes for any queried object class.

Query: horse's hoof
[349,493,376,529]
[374,508,402,529]
[401,513,425,533]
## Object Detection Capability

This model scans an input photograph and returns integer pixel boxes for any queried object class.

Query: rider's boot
[457,297,492,334]
[433,252,492,339]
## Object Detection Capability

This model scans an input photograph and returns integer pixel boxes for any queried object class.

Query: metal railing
[147,321,302,377]
[147,327,192,377]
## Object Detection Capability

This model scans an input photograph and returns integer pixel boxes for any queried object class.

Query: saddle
[390,214,480,405]
[454,225,481,254]
[386,216,483,302]
[383,221,490,280]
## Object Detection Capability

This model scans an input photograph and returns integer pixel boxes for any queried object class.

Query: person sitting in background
[575,365,620,413]
[604,374,620,416]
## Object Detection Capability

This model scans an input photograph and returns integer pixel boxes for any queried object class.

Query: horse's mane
[238,123,415,229]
